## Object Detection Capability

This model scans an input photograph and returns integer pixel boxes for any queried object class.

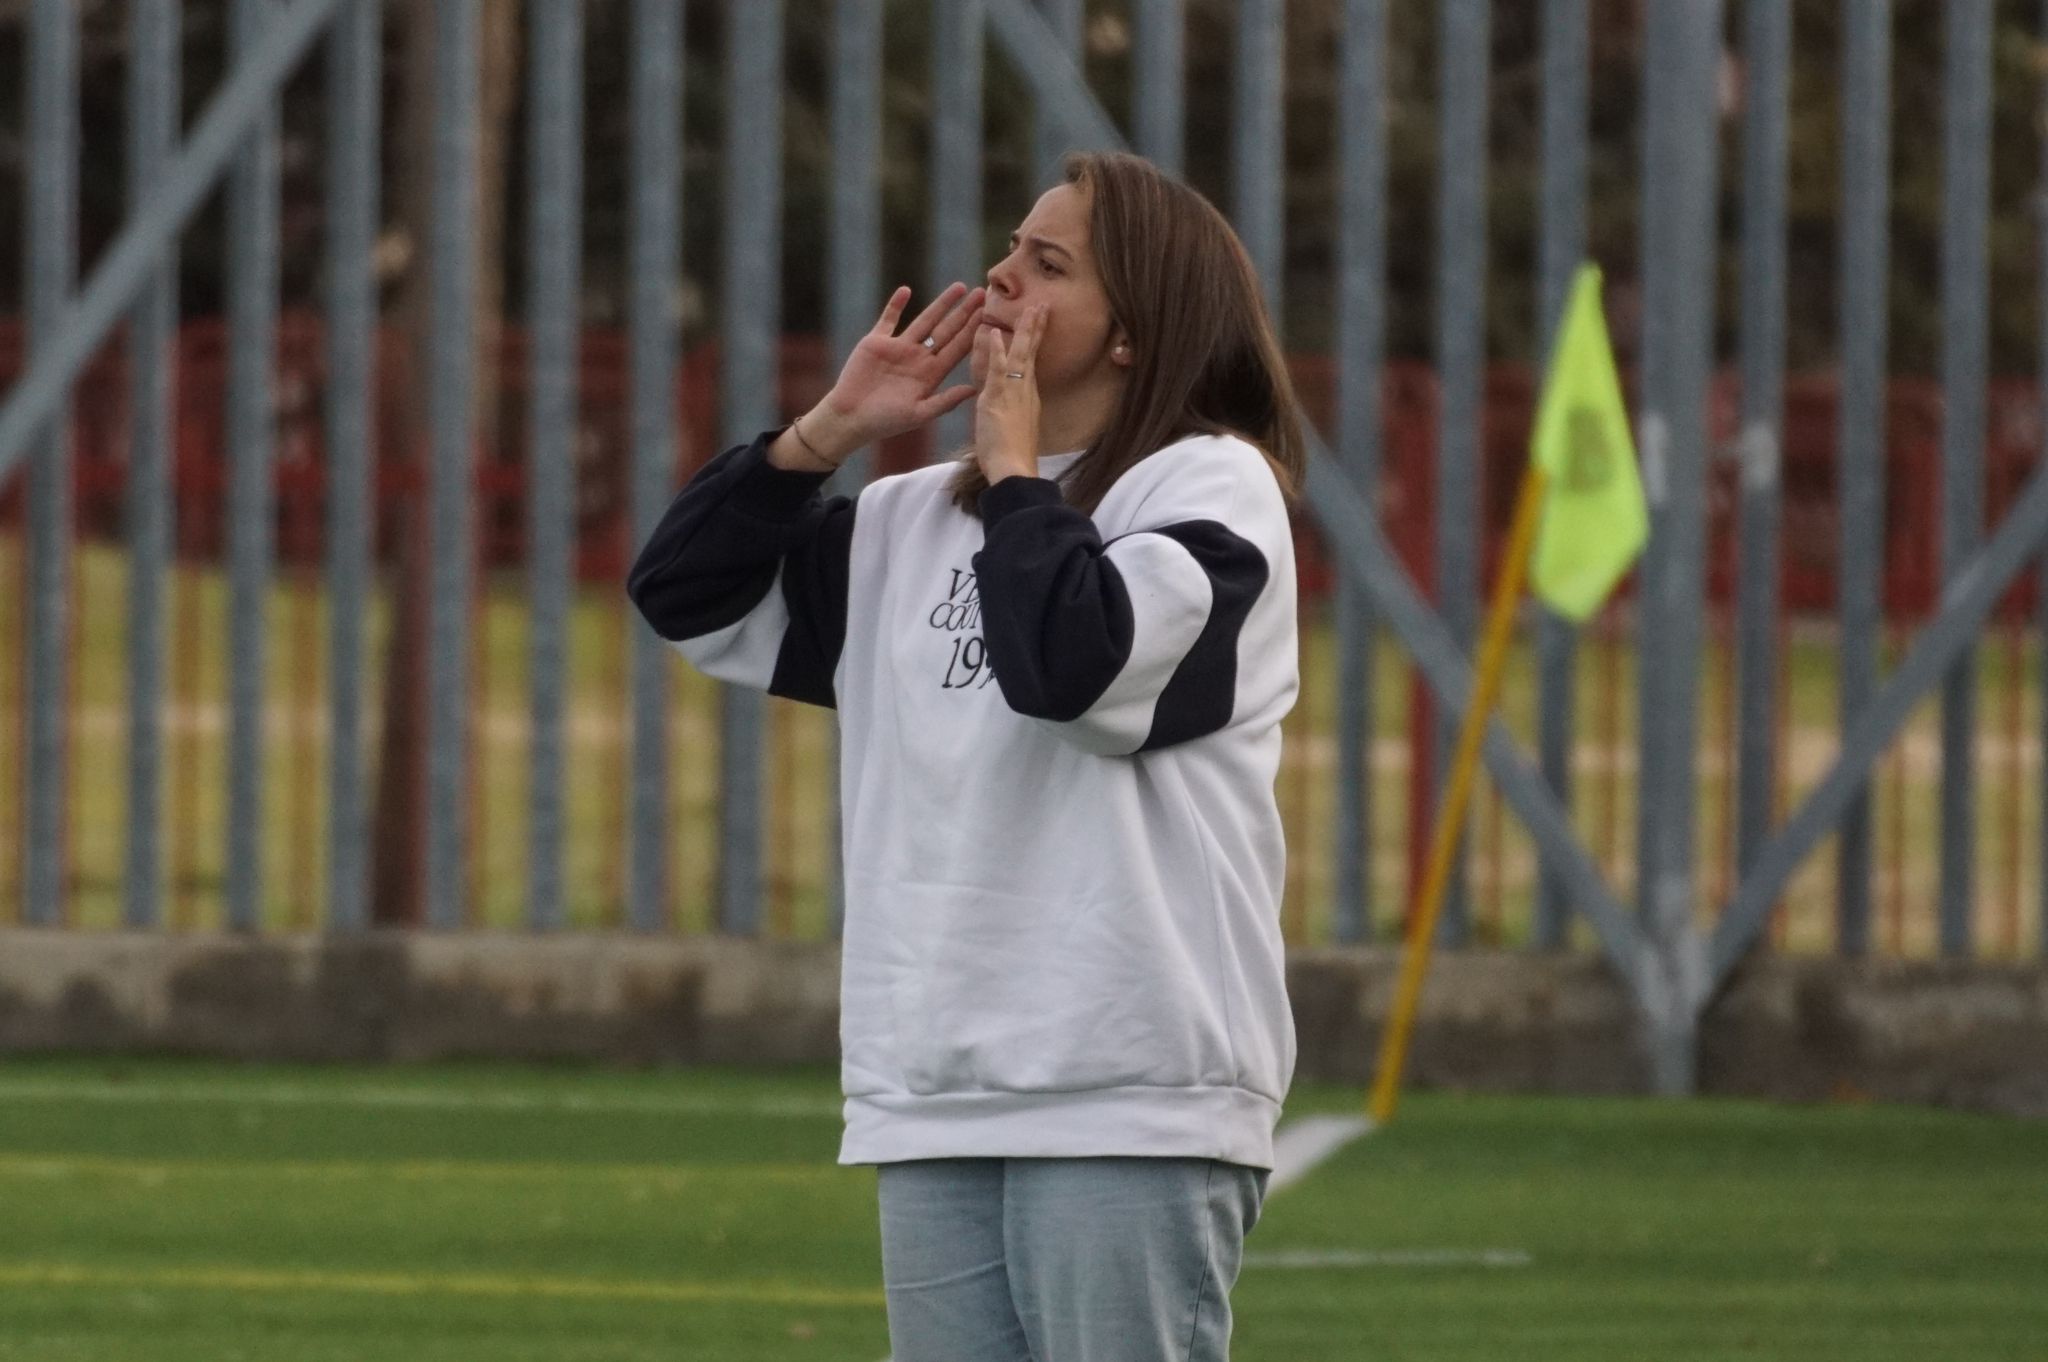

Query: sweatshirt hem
[836,1083,1281,1170]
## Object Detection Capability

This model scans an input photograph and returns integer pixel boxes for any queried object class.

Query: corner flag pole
[1367,459,1551,1126]
[1366,263,1642,1126]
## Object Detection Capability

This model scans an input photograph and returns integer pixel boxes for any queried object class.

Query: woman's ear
[1109,328,1134,368]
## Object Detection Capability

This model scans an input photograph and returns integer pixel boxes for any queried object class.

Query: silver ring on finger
[921,335,937,350]
[1004,371,1025,379]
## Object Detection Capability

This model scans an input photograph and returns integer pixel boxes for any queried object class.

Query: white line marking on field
[0,1079,843,1120]
[0,1262,885,1310]
[0,1152,853,1185]
[1244,1248,1532,1270]
[1267,1114,1373,1193]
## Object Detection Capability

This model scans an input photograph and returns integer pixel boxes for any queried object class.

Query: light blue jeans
[876,1156,1269,1362]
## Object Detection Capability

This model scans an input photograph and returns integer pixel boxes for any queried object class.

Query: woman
[629,151,1305,1362]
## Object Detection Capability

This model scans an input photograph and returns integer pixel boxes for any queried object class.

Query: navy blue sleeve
[625,428,854,708]
[971,472,1273,755]
[969,476,1134,723]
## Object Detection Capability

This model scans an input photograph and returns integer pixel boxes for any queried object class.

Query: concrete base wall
[2,930,2042,1117]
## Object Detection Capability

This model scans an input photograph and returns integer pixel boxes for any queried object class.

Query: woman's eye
[1038,258,1061,276]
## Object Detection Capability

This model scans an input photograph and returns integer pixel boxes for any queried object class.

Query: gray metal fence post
[1836,0,1890,958]
[124,0,181,931]
[324,0,378,935]
[22,0,77,928]
[1331,0,1386,945]
[1232,0,1283,323]
[225,0,282,933]
[1432,0,1489,947]
[826,0,885,941]
[1940,0,1993,959]
[1533,0,1588,949]
[323,0,380,929]
[1635,0,1722,1092]
[1634,5,1672,952]
[2039,0,2048,961]
[1734,0,1790,897]
[529,0,584,933]
[1132,0,1183,174]
[1032,0,1084,185]
[323,0,380,933]
[719,0,784,935]
[629,0,682,934]
[424,0,480,930]
[830,0,883,497]
[929,0,983,458]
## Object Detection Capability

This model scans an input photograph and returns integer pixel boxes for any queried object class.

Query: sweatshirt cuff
[978,475,1064,528]
[727,426,835,518]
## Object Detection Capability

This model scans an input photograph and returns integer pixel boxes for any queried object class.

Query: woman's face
[974,182,1131,395]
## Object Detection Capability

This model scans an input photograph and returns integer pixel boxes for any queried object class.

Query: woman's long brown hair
[948,151,1306,517]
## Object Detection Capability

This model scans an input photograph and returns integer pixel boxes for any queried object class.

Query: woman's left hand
[973,305,1046,484]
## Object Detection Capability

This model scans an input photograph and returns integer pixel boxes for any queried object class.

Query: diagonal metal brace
[983,0,1127,153]
[1709,447,2048,988]
[0,0,351,483]
[1301,456,1646,979]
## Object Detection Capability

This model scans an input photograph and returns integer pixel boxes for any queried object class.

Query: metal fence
[4,1,2048,1087]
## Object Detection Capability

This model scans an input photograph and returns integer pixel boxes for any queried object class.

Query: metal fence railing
[4,1,2047,1084]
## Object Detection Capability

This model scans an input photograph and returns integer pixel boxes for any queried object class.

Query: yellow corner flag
[1529,265,1647,622]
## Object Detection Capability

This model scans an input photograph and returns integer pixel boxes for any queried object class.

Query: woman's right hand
[780,284,986,469]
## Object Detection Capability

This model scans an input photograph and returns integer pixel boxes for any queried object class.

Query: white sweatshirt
[627,427,1300,1169]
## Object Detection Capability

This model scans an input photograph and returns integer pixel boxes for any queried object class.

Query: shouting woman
[629,150,1306,1362]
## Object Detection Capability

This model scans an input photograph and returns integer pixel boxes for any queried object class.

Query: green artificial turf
[0,1058,2042,1360]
